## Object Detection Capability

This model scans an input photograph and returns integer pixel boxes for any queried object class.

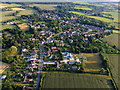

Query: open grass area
[68,11,112,23]
[103,54,120,89]
[102,33,119,49]
[42,72,113,88]
[29,4,57,10]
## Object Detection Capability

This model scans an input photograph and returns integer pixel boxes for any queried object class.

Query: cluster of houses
[60,52,81,64]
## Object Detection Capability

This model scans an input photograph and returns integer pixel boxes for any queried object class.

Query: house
[70,66,78,70]
[69,61,76,64]
[22,48,28,52]
[43,62,56,65]
[1,75,6,80]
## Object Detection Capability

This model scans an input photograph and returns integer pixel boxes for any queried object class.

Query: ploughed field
[42,72,113,88]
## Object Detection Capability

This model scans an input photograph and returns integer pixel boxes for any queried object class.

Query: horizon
[0,0,119,2]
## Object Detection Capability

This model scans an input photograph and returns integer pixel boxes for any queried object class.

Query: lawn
[68,11,112,23]
[103,54,120,89]
[42,72,113,88]
[29,4,57,10]
[102,33,119,49]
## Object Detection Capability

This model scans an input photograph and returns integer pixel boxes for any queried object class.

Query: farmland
[0,3,21,8]
[102,12,119,29]
[74,7,92,10]
[102,33,120,49]
[68,11,113,23]
[0,62,9,74]
[2,24,17,30]
[103,54,120,89]
[73,53,103,72]
[16,9,35,16]
[29,4,58,10]
[11,8,25,11]
[1,11,17,22]
[18,23,29,31]
[42,72,113,88]
[73,2,105,7]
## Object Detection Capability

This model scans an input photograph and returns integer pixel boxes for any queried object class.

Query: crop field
[68,11,112,23]
[74,7,92,10]
[102,33,119,49]
[18,23,29,30]
[11,8,25,11]
[29,4,57,10]
[73,2,104,7]
[16,9,35,16]
[102,12,119,22]
[0,3,22,8]
[1,11,17,22]
[42,72,113,88]
[2,24,17,30]
[0,62,9,74]
[103,54,120,89]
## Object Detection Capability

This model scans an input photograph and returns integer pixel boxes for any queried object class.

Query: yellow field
[0,62,9,74]
[29,4,57,10]
[11,8,25,11]
[0,3,21,8]
[75,7,92,10]
[113,30,120,34]
[18,23,29,30]
[68,11,113,23]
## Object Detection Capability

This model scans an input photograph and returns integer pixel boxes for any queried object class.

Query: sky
[0,0,119,2]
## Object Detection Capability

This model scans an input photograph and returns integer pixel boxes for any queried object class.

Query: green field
[102,12,119,22]
[2,24,17,30]
[0,3,22,8]
[42,72,113,88]
[73,2,105,7]
[102,33,120,49]
[29,4,57,10]
[1,11,17,22]
[73,53,103,72]
[74,7,92,10]
[103,54,120,89]
[16,9,35,16]
[68,11,113,23]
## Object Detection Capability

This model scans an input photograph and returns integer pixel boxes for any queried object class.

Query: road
[35,31,71,90]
